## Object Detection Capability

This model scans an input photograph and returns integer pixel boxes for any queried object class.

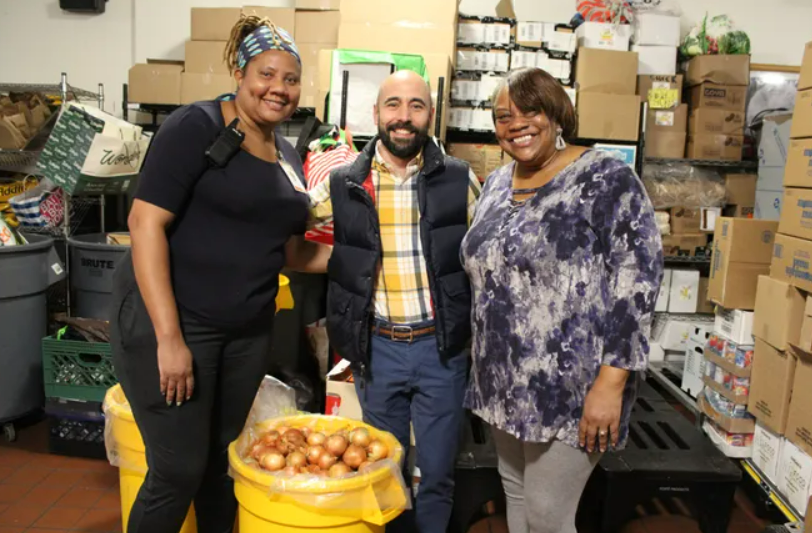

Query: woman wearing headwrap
[110,16,331,533]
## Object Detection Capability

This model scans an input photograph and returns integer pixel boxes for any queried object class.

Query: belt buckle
[391,325,414,343]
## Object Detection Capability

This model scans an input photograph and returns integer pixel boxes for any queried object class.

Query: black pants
[111,279,274,533]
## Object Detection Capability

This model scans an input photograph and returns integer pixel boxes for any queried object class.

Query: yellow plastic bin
[104,276,294,533]
[228,415,408,533]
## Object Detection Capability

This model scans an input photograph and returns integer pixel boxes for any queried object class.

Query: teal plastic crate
[42,336,116,402]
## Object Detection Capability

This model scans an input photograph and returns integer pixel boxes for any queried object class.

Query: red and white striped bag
[304,144,359,245]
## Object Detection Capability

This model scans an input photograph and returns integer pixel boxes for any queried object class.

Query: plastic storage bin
[0,234,65,440]
[43,337,115,402]
[46,398,106,459]
[68,233,129,320]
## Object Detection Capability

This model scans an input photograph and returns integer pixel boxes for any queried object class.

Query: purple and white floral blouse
[461,150,664,450]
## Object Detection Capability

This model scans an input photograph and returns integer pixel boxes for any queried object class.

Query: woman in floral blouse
[461,68,663,533]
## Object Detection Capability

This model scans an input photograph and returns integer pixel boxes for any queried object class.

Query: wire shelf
[0,150,40,174]
[663,255,713,264]
[645,157,758,169]
[21,196,101,239]
[0,82,99,100]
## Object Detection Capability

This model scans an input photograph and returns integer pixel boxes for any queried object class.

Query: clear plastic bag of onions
[228,379,411,521]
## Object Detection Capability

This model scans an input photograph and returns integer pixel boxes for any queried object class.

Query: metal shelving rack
[0,73,106,317]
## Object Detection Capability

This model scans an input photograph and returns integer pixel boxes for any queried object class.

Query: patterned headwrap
[238,24,301,69]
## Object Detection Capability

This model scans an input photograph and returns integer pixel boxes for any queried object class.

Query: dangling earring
[555,127,566,151]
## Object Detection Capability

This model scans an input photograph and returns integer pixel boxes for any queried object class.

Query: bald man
[308,70,482,532]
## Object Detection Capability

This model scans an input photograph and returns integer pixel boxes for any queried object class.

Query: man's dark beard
[378,120,429,160]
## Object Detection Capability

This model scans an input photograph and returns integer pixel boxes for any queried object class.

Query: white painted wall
[460,0,812,66]
[0,0,134,116]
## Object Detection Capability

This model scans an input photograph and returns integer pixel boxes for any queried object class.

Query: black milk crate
[45,397,107,460]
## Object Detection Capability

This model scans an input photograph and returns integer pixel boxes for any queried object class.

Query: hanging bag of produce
[36,102,152,196]
[8,176,65,229]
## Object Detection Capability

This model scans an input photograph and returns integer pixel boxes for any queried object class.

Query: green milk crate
[42,336,117,402]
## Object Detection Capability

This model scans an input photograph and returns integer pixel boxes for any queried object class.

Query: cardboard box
[457,20,512,47]
[180,73,235,105]
[576,48,638,95]
[547,30,577,55]
[668,269,700,313]
[800,297,812,351]
[184,41,228,75]
[701,207,723,233]
[705,348,752,379]
[656,318,708,351]
[191,7,296,42]
[800,41,812,91]
[754,276,805,351]
[670,206,701,234]
[779,188,812,241]
[756,190,783,221]
[297,43,336,109]
[748,339,797,434]
[645,131,686,159]
[715,307,755,345]
[689,108,746,136]
[577,93,640,142]
[516,21,544,48]
[682,338,706,398]
[709,218,778,310]
[655,269,672,312]
[772,234,812,294]
[647,105,688,133]
[340,0,457,26]
[699,393,756,434]
[128,61,183,105]
[807,497,812,530]
[686,54,751,87]
[777,440,812,515]
[339,23,455,63]
[724,205,755,219]
[447,144,507,181]
[575,22,632,51]
[698,277,713,314]
[786,347,812,457]
[662,233,708,257]
[687,135,744,162]
[784,139,812,189]
[637,74,683,107]
[632,13,681,47]
[295,11,340,43]
[791,89,812,140]
[703,375,748,405]
[296,0,341,9]
[456,49,510,73]
[757,167,784,193]
[753,422,784,483]
[690,83,748,112]
[631,45,677,76]
[759,114,793,168]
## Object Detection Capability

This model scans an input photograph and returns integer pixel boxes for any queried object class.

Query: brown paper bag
[0,119,26,149]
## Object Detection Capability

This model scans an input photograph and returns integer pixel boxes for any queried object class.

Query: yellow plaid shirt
[308,142,482,325]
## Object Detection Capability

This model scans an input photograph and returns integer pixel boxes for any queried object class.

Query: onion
[325,435,348,457]
[367,440,389,461]
[342,444,367,469]
[307,432,327,447]
[299,466,310,474]
[262,431,280,447]
[250,442,267,460]
[282,466,298,476]
[318,452,338,470]
[329,462,352,478]
[308,465,322,475]
[287,451,307,469]
[301,427,312,438]
[283,429,306,447]
[259,451,286,471]
[358,461,373,472]
[349,428,372,448]
[306,445,326,465]
[277,426,290,436]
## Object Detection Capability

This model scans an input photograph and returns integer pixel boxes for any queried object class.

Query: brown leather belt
[372,323,436,343]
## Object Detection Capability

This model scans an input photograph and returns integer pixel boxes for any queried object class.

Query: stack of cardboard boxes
[660,206,709,258]
[639,74,687,158]
[685,55,751,161]
[695,218,780,453]
[723,173,757,219]
[742,42,812,517]
[755,113,793,221]
[630,13,681,76]
[294,0,340,110]
[575,48,640,142]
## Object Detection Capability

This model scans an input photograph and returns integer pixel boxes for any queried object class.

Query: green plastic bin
[42,337,115,402]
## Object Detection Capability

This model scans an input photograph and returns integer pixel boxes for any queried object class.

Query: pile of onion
[246,425,391,478]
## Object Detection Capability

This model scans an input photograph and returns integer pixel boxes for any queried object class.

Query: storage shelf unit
[644,157,758,169]
[741,459,803,525]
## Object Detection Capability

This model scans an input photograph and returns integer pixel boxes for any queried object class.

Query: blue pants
[355,332,468,533]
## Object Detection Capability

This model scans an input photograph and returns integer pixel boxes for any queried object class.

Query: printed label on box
[518,22,543,43]
[484,24,511,45]
[649,88,680,109]
[655,111,676,127]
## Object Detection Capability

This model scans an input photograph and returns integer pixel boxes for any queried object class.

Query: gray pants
[492,427,601,533]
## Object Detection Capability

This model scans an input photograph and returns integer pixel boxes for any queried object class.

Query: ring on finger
[599,430,608,436]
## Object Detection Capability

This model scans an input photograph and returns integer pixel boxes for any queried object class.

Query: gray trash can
[68,233,129,320]
[0,234,65,439]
